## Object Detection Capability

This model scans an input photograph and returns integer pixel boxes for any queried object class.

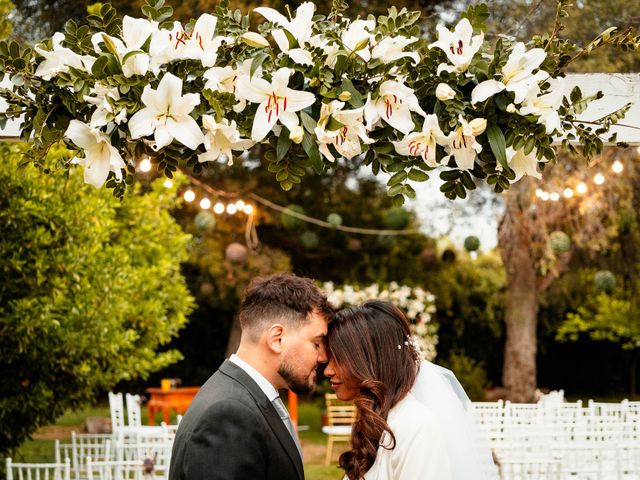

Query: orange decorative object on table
[146,386,200,425]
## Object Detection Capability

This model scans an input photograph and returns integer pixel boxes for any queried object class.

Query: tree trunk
[498,178,539,403]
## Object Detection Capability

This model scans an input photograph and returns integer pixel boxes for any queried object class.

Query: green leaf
[392,194,405,207]
[250,52,270,79]
[408,169,429,182]
[486,123,508,170]
[340,78,364,108]
[326,116,345,132]
[300,111,317,133]
[301,131,323,173]
[276,129,292,161]
[388,170,408,186]
[282,29,298,50]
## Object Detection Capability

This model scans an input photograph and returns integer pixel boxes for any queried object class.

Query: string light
[183,189,196,202]
[536,188,544,198]
[594,173,605,185]
[235,200,246,211]
[576,182,588,195]
[139,157,152,173]
[213,202,225,214]
[200,198,211,210]
[563,188,574,199]
[540,191,550,201]
[612,161,623,174]
[163,179,173,188]
[243,204,254,215]
[550,192,560,202]
[226,204,237,215]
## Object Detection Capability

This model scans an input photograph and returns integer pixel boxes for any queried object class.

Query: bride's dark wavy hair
[327,300,420,480]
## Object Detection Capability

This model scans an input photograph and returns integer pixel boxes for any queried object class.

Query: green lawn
[12,399,346,480]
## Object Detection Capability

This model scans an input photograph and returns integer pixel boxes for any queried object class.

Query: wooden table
[146,387,200,425]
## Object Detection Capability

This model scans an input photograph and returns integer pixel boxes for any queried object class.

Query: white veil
[411,360,497,479]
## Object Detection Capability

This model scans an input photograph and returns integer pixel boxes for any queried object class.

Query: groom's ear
[265,323,285,354]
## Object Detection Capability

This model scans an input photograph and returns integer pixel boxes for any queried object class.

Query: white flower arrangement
[321,281,438,360]
[0,0,630,200]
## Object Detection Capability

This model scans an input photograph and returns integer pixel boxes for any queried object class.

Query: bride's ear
[265,323,285,353]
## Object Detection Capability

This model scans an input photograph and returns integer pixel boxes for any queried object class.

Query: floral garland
[0,0,633,200]
[321,281,438,360]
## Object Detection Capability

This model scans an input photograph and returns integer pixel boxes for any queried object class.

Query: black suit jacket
[168,360,304,480]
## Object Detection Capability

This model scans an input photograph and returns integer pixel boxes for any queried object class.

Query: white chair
[125,394,142,428]
[498,457,561,480]
[85,458,168,480]
[56,433,112,480]
[6,457,71,480]
[108,393,125,433]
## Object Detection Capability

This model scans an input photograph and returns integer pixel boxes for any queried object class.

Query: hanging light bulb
[200,198,211,210]
[576,182,588,194]
[594,173,605,185]
[226,204,237,215]
[550,192,560,202]
[612,160,623,174]
[243,204,254,215]
[563,188,574,199]
[139,157,152,172]
[183,189,196,202]
[163,179,173,188]
[213,202,225,214]
[540,191,550,201]
[535,188,544,198]
[235,200,246,211]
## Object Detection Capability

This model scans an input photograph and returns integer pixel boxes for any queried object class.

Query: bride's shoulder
[388,393,440,431]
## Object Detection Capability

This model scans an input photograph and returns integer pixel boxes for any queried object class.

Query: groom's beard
[278,360,317,395]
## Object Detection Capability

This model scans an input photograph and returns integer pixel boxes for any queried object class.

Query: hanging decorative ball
[200,281,214,296]
[441,249,456,262]
[300,230,319,249]
[382,207,410,230]
[421,248,437,267]
[280,204,306,230]
[225,242,248,264]
[347,238,362,252]
[327,213,343,227]
[194,211,216,232]
[594,270,616,293]
[549,231,571,255]
[464,235,480,252]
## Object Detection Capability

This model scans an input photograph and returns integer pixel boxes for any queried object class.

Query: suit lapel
[219,360,305,480]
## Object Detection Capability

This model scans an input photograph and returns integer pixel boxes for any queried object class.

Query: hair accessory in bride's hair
[397,335,423,366]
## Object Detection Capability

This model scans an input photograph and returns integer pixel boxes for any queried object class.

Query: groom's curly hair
[327,300,420,480]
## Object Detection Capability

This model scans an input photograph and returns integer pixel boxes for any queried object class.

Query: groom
[169,272,333,480]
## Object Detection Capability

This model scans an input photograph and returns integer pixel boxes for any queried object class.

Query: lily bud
[338,91,352,102]
[435,83,456,101]
[289,125,304,144]
[506,103,517,113]
[469,118,487,136]
[241,32,270,48]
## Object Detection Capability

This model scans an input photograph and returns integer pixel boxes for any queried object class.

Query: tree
[0,144,194,456]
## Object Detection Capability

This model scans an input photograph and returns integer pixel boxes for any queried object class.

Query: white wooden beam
[1,73,639,143]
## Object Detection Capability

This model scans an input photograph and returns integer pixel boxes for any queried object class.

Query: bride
[324,300,497,480]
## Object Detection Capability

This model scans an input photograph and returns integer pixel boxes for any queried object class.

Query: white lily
[198,115,254,165]
[236,67,315,142]
[364,80,426,134]
[429,18,483,74]
[314,100,373,162]
[83,83,127,128]
[204,60,258,114]
[128,72,204,151]
[64,120,125,188]
[178,14,232,67]
[371,36,420,64]
[148,21,188,73]
[91,17,156,77]
[34,33,95,80]
[255,2,315,65]
[443,115,483,170]
[393,114,448,167]
[342,19,376,62]
[519,77,565,134]
[308,34,340,67]
[505,146,541,182]
[471,42,548,105]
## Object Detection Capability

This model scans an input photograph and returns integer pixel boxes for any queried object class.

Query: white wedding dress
[353,360,497,480]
